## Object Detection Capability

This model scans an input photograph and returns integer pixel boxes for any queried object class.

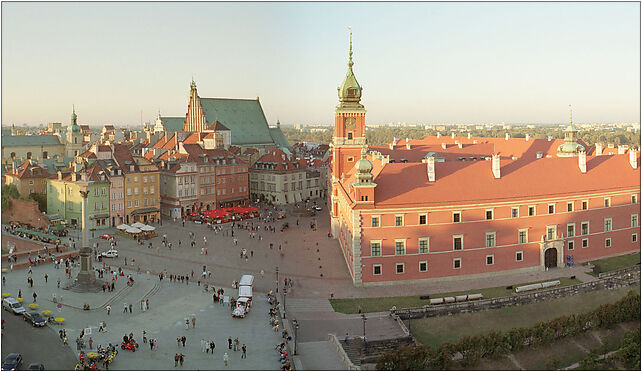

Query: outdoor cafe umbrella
[116,224,129,230]
[125,227,142,234]
[131,222,147,229]
[140,225,155,231]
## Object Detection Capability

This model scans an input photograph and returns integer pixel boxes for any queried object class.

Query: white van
[239,275,254,287]
[2,297,26,315]
[238,285,253,299]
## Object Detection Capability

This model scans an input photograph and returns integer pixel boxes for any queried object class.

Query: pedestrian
[185,318,189,330]
[223,352,229,367]
[201,339,206,353]
[129,303,133,313]
[179,353,184,366]
[174,353,179,367]
[44,273,49,283]
[106,305,111,315]
[150,338,154,351]
[18,289,22,298]
[89,337,93,349]
[32,292,37,303]
[191,315,196,328]
[228,337,232,349]
[233,337,239,351]
[123,303,128,313]
[210,340,215,353]
[143,330,147,343]
[181,336,186,347]
[146,299,150,310]
[177,337,181,347]
[241,344,247,359]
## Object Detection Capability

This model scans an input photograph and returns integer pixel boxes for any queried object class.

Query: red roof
[8,160,51,179]
[253,148,306,171]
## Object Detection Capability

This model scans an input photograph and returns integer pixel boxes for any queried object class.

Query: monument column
[76,189,96,284]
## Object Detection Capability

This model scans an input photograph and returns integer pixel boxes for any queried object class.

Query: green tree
[1,184,20,210]
[29,192,47,213]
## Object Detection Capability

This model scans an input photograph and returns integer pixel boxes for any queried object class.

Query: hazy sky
[2,2,639,126]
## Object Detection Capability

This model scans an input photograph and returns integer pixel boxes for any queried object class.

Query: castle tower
[66,106,83,157]
[557,104,585,157]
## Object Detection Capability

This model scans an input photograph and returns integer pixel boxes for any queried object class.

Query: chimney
[441,143,447,150]
[536,151,543,159]
[578,150,586,173]
[451,133,455,139]
[525,134,530,141]
[595,142,603,156]
[388,142,394,150]
[618,145,625,155]
[426,156,435,182]
[457,143,463,149]
[57,171,62,180]
[405,139,411,150]
[505,133,510,141]
[492,154,501,179]
[467,133,472,140]
[473,140,477,144]
[436,133,441,139]
[547,135,553,142]
[71,172,77,182]
[629,149,638,169]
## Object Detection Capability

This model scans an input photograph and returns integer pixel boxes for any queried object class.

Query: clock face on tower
[345,117,356,129]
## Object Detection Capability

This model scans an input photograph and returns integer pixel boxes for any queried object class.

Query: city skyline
[1,2,640,126]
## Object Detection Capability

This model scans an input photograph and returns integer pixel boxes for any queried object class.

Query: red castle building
[329,32,640,286]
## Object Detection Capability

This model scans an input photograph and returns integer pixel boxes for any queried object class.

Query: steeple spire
[337,27,363,108]
[569,104,573,125]
[348,26,353,68]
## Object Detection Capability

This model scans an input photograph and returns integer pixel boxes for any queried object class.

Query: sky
[1,2,640,127]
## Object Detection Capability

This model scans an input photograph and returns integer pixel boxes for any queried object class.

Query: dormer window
[347,132,353,140]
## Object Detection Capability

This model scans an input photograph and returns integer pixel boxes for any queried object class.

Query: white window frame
[605,237,611,248]
[515,250,523,262]
[548,203,555,214]
[568,240,575,250]
[528,205,536,216]
[372,264,382,276]
[582,238,588,248]
[567,202,574,212]
[485,232,496,248]
[633,233,638,243]
[632,214,639,228]
[418,237,430,254]
[581,221,590,235]
[452,211,461,223]
[546,225,557,240]
[394,239,406,256]
[486,254,494,266]
[453,234,463,251]
[370,215,380,228]
[582,200,589,210]
[394,215,404,227]
[453,258,462,269]
[632,194,638,204]
[567,223,575,238]
[604,217,612,232]
[418,213,427,225]
[518,228,528,244]
[511,207,519,218]
[395,262,405,274]
[370,241,382,257]
[419,260,428,272]
[604,197,611,208]
[485,208,494,220]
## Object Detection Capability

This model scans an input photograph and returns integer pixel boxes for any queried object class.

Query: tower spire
[569,104,573,125]
[348,26,353,68]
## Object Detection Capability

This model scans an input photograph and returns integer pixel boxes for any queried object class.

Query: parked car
[312,206,322,211]
[2,298,26,315]
[24,311,47,327]
[27,363,45,371]
[2,353,23,371]
[100,234,114,240]
[101,249,118,258]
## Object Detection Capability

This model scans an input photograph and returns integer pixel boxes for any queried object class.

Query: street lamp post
[283,287,287,319]
[275,266,279,293]
[361,314,367,342]
[293,319,299,355]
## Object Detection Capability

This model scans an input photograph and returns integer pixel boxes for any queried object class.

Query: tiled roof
[366,153,640,208]
[199,98,274,145]
[2,135,64,147]
[206,120,230,131]
[78,150,97,159]
[253,148,306,171]
[7,160,51,179]
[269,127,290,149]
[160,117,185,132]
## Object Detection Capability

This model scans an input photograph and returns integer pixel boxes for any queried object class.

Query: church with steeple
[66,106,84,158]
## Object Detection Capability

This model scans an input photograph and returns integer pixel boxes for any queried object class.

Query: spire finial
[73,104,75,114]
[348,26,353,68]
[569,104,573,125]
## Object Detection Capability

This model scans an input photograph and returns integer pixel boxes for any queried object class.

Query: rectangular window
[604,218,612,232]
[605,238,611,248]
[528,206,535,216]
[632,214,639,228]
[143,176,148,183]
[568,240,574,250]
[418,238,429,254]
[370,242,381,257]
[134,200,139,207]
[395,241,405,255]
[453,212,461,223]
[632,194,638,204]
[453,235,463,250]
[111,204,116,211]
[567,202,574,212]
[511,207,519,218]
[516,251,523,262]
[633,233,638,243]
[94,202,99,210]
[395,263,404,274]
[419,261,427,272]
[373,264,382,275]
[581,221,589,235]
[371,216,379,227]
[127,200,132,208]
[453,258,461,269]
[485,209,493,220]
[419,214,427,225]
[604,198,611,208]
[582,200,588,210]
[548,204,555,214]
[134,187,139,195]
[395,215,404,226]
[486,232,496,248]
[486,255,494,265]
[567,223,575,238]
[547,226,556,240]
[582,238,588,248]
[518,229,528,244]
[127,188,132,196]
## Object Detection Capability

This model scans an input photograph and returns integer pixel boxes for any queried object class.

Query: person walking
[209,340,215,354]
[129,303,133,313]
[174,353,179,367]
[227,337,232,350]
[191,315,196,328]
[223,352,229,367]
[44,273,49,283]
[89,337,93,350]
[241,344,247,359]
[181,336,186,347]
[106,305,111,315]
[123,303,128,313]
[201,339,206,353]
[32,292,37,303]
[177,337,181,347]
[233,337,239,352]
[179,353,184,367]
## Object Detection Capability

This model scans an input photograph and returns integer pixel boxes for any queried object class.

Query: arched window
[74,137,78,144]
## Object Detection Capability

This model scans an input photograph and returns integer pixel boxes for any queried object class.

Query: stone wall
[393,266,641,320]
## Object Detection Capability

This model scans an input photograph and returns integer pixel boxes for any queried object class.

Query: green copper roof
[269,127,291,149]
[199,98,275,145]
[337,30,363,109]
[160,117,185,132]
[2,135,64,147]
